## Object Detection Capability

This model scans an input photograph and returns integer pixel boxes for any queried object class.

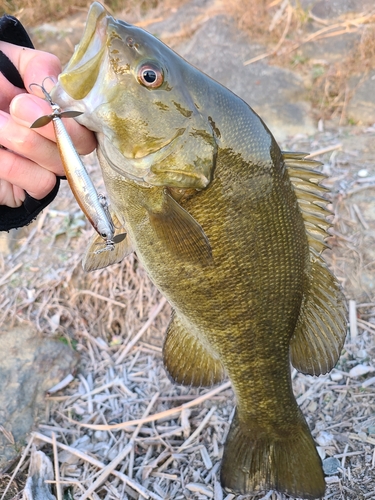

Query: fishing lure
[30,80,125,253]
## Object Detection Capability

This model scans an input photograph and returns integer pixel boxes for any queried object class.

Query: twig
[78,442,134,500]
[78,393,160,500]
[357,318,375,334]
[156,406,218,475]
[352,204,370,230]
[63,381,232,430]
[0,435,34,500]
[47,374,75,395]
[32,432,159,499]
[0,262,23,286]
[115,297,167,365]
[70,290,127,308]
[52,432,62,500]
[78,374,93,415]
[306,143,342,158]
[349,300,358,340]
[244,2,293,65]
[179,406,217,450]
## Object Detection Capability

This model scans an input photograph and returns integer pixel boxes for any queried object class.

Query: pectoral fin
[148,190,212,266]
[163,311,225,387]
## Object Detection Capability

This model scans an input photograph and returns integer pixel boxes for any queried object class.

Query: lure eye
[137,63,163,88]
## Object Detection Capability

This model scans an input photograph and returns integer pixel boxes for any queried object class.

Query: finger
[0,72,24,111]
[0,147,57,200]
[0,179,25,207]
[10,93,97,155]
[0,109,64,176]
[0,41,61,91]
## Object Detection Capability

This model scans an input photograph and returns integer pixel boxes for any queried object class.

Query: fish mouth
[58,2,109,100]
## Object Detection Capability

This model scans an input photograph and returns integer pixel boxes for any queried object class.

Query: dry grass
[217,0,375,124]
[0,0,186,28]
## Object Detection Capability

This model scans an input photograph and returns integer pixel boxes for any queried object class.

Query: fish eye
[137,63,163,88]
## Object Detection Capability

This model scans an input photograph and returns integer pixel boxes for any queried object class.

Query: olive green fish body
[97,106,323,496]
[52,4,347,497]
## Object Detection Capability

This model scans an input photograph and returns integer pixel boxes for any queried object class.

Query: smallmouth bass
[51,3,347,498]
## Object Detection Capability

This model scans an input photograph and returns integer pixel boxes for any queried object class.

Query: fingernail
[10,94,47,127]
[0,110,9,128]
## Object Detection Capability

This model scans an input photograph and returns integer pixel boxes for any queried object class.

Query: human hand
[0,41,97,207]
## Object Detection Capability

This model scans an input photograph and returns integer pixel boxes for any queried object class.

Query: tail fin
[220,410,325,499]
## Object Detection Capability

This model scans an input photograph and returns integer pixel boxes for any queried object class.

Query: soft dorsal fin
[283,152,347,376]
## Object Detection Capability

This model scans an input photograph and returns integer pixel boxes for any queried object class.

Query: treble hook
[29,77,83,128]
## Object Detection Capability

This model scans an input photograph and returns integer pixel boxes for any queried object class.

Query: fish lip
[65,2,108,72]
[55,2,109,100]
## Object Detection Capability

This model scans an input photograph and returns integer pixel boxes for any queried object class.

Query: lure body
[31,94,117,253]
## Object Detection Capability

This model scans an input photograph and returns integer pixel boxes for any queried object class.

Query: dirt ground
[1,2,375,500]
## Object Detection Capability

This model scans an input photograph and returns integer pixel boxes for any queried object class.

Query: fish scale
[51,3,347,498]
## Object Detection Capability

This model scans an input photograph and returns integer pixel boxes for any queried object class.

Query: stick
[71,290,127,308]
[115,298,167,365]
[179,406,217,450]
[244,2,293,65]
[0,436,34,500]
[0,262,23,286]
[32,432,157,499]
[64,381,232,430]
[349,300,358,340]
[305,143,342,158]
[52,432,63,500]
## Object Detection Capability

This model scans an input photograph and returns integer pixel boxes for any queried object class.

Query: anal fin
[163,311,225,387]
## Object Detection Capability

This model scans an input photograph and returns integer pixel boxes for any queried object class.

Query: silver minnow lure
[30,82,120,253]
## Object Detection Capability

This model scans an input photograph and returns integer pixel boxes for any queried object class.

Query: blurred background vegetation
[0,0,177,26]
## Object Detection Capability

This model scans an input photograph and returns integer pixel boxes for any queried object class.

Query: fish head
[52,2,217,189]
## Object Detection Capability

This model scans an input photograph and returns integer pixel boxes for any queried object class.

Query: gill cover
[52,1,218,190]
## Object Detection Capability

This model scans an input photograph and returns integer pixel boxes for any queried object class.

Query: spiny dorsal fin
[163,311,226,387]
[283,151,331,255]
[283,151,347,376]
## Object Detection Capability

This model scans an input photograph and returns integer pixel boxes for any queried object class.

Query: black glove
[0,15,61,231]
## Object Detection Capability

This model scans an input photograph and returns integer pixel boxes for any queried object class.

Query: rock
[162,13,315,140]
[347,72,375,125]
[349,363,375,378]
[300,0,373,19]
[322,457,341,476]
[23,448,56,500]
[316,431,335,446]
[0,325,79,468]
[300,31,360,63]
